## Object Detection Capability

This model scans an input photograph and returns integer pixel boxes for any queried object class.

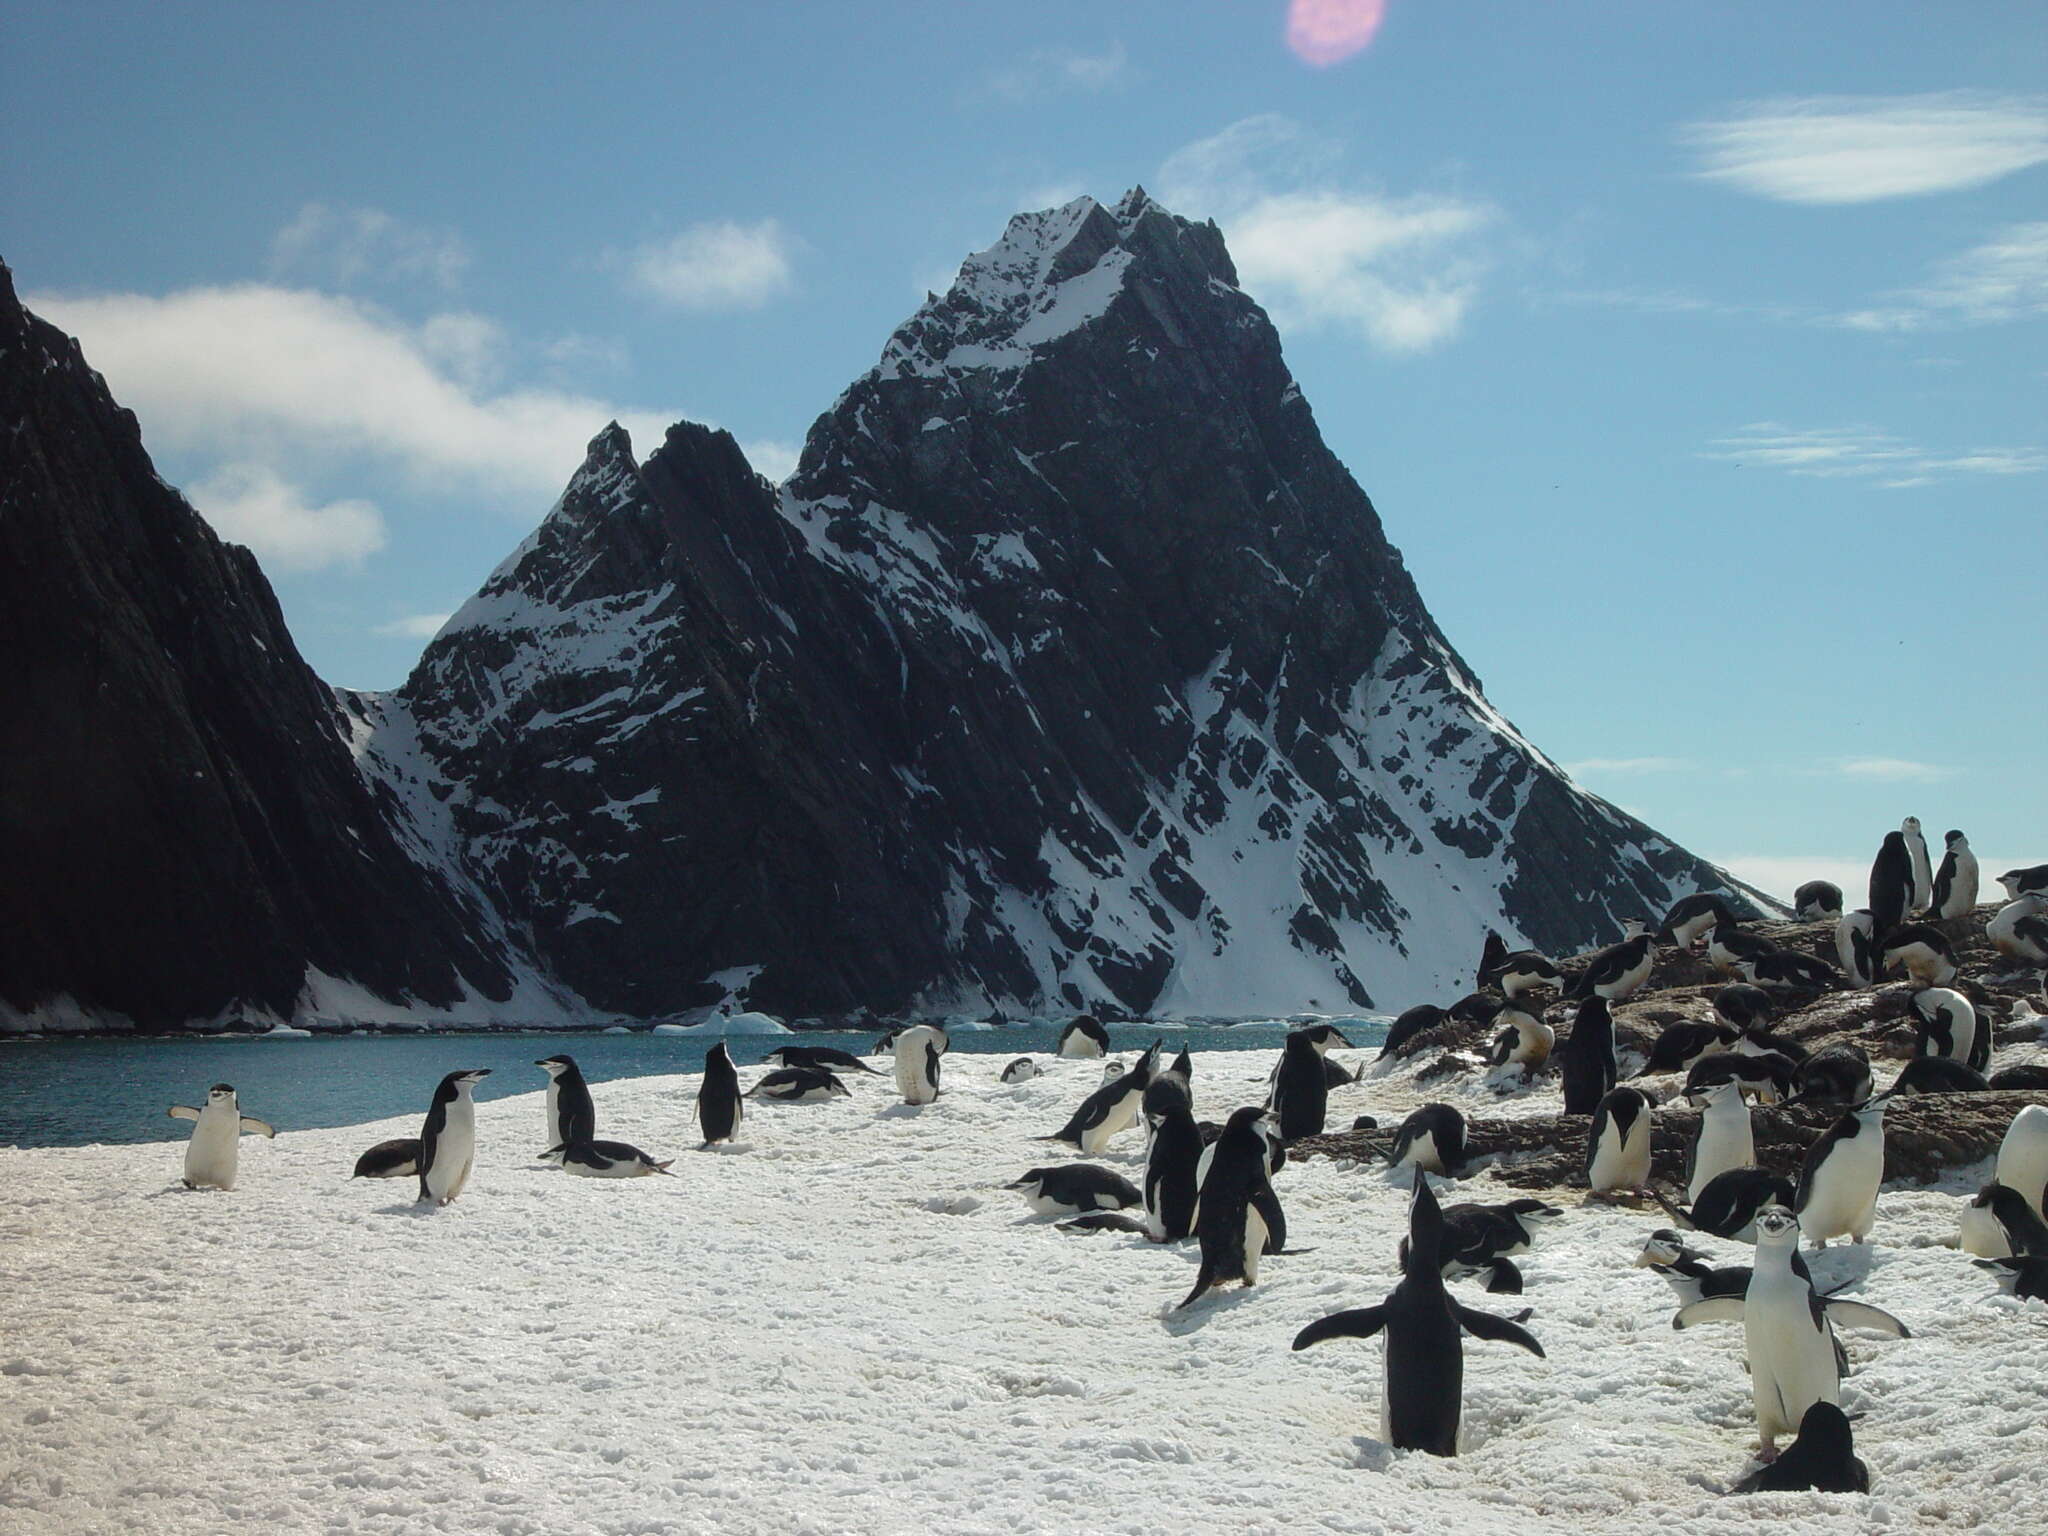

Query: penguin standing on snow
[1929,829,1979,920]
[1179,1106,1288,1308]
[1557,997,1618,1115]
[1794,881,1844,922]
[167,1084,275,1191]
[1901,816,1933,914]
[419,1069,491,1207]
[1055,1015,1111,1058]
[1270,1023,1353,1139]
[697,1041,743,1147]
[1292,1169,1543,1456]
[1794,1093,1892,1247]
[535,1055,596,1157]
[1835,909,1878,988]
[1869,831,1914,939]
[1671,1204,1907,1455]
[892,1024,948,1105]
[1043,1040,1157,1153]
[1144,1095,1204,1241]
[1570,923,1658,1000]
[1585,1086,1652,1199]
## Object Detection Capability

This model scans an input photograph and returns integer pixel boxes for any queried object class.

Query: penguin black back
[1557,997,1617,1114]
[1869,831,1912,938]
[1730,1401,1869,1494]
[698,1041,743,1145]
[1179,1106,1285,1307]
[1145,1099,1204,1241]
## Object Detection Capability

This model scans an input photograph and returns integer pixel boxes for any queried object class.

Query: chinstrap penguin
[167,1083,274,1190]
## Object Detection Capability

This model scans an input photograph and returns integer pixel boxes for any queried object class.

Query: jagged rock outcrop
[387,191,1764,1020]
[0,261,516,1028]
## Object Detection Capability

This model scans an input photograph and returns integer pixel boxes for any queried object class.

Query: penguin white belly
[1995,1106,2048,1220]
[1616,1118,1652,1188]
[1080,1095,1140,1154]
[1746,1277,1840,1446]
[426,1110,477,1204]
[184,1109,241,1190]
[544,1081,562,1147]
[1801,1136,1882,1244]
[1957,1200,2011,1259]
[1242,1207,1268,1286]
[1401,1130,1442,1175]
[1601,955,1653,998]
[1690,1116,1755,1202]
[1058,1034,1103,1059]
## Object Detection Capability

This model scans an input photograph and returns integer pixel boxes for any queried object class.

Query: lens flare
[1286,0,1386,68]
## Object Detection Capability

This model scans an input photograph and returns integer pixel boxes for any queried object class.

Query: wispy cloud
[271,202,470,290]
[1683,92,2048,204]
[372,612,452,640]
[1159,115,1497,354]
[1703,423,2046,487]
[981,42,1129,103]
[1563,756,1693,776]
[28,284,681,508]
[613,220,796,311]
[188,462,385,572]
[1838,757,1957,784]
[1285,0,1387,69]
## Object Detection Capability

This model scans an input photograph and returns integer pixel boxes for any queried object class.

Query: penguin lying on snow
[168,1084,275,1191]
[1671,1204,1907,1455]
[1007,1164,1141,1217]
[545,1140,674,1177]
[1424,1198,1564,1293]
[1043,1040,1159,1153]
[747,1066,850,1102]
[1728,1401,1870,1495]
[1653,1167,1797,1243]
[1292,1170,1544,1456]
[352,1137,421,1179]
[1178,1106,1290,1308]
[998,1056,1043,1085]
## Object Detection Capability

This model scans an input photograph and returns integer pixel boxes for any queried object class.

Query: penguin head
[1004,1169,1051,1193]
[1633,1230,1693,1269]
[1504,1199,1564,1230]
[449,1068,491,1091]
[1944,829,1966,848]
[534,1055,574,1077]
[1403,1167,1446,1277]
[1851,1088,1896,1119]
[1753,1204,1800,1246]
[1297,1023,1354,1052]
[206,1084,237,1105]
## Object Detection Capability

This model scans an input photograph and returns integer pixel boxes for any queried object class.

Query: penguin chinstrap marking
[1044,1039,1159,1153]
[1557,997,1618,1116]
[892,1024,948,1106]
[419,1069,490,1207]
[1672,1204,1907,1453]
[1794,1093,1891,1247]
[1293,1169,1543,1456]
[1997,862,2048,901]
[1178,1106,1289,1309]
[1270,1024,1353,1139]
[535,1055,596,1158]
[998,1056,1043,1085]
[167,1084,275,1190]
[697,1042,744,1147]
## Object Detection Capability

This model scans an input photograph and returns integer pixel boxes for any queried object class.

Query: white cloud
[372,612,453,639]
[1159,116,1497,353]
[28,284,679,504]
[739,439,801,484]
[1838,757,1957,784]
[271,202,470,289]
[615,220,795,311]
[1684,92,2048,204]
[983,42,1128,102]
[1703,423,2045,487]
[1285,0,1387,69]
[1563,757,1693,776]
[1907,220,2048,323]
[188,462,385,572]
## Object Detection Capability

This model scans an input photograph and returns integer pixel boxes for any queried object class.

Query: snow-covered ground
[2,1048,2042,1535]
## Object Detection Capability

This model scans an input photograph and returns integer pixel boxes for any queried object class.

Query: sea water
[0,1017,1388,1148]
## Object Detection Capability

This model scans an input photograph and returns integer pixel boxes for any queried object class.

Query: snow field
[1,1048,2043,1534]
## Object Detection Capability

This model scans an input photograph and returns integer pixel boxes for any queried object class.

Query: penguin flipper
[1482,1259,1524,1295]
[1822,1299,1910,1338]
[1672,1296,1746,1329]
[1292,1305,1389,1349]
[1452,1301,1545,1356]
[168,1105,201,1121]
[1177,1265,1219,1311]
[1252,1184,1288,1255]
[239,1116,275,1137]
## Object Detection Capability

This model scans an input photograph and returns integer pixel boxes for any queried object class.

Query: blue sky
[5,2,2042,895]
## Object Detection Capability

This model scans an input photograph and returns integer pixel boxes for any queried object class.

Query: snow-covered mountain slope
[373,191,1770,1021]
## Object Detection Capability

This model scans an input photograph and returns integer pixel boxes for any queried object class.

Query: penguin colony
[156,815,2045,1496]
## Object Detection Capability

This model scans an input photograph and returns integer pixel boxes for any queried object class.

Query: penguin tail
[1177,1266,1218,1311]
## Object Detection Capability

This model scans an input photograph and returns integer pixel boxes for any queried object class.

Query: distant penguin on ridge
[1793,880,1844,922]
[167,1083,275,1191]
[1928,829,1979,920]
[1570,922,1658,1001]
[535,1055,596,1157]
[419,1069,490,1207]
[1988,894,2048,964]
[1997,863,2048,901]
[697,1041,744,1147]
[1659,893,1736,950]
[1869,831,1913,939]
[1901,816,1933,913]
